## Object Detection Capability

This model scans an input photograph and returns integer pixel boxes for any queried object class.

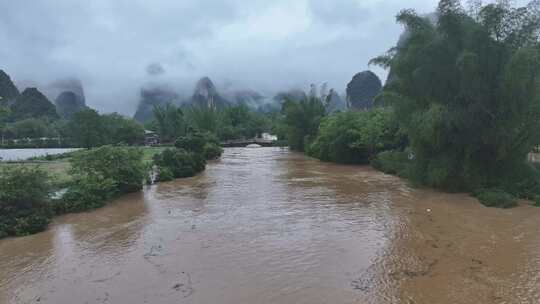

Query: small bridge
[220,138,276,147]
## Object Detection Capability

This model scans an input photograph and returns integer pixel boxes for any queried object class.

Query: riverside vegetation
[0,91,283,238]
[280,0,540,209]
[0,133,222,238]
[2,0,539,237]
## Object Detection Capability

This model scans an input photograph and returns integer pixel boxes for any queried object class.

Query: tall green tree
[0,106,9,144]
[102,113,145,145]
[281,96,326,151]
[308,109,404,164]
[218,104,270,140]
[371,0,540,190]
[184,105,221,135]
[6,118,55,139]
[67,109,105,149]
[152,104,186,142]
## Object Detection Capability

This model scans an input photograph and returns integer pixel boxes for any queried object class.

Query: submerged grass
[0,147,167,189]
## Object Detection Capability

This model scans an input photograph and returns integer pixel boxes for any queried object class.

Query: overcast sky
[0,0,450,115]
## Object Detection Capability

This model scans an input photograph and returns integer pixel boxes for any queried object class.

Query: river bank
[1,147,538,303]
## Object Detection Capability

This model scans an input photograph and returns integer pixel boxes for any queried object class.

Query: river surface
[1,147,540,304]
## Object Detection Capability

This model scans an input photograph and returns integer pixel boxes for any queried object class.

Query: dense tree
[66,110,145,148]
[153,148,206,179]
[67,109,105,149]
[5,118,55,139]
[370,0,540,191]
[175,130,223,160]
[0,166,53,237]
[102,113,145,145]
[69,145,146,194]
[281,96,326,151]
[152,104,187,142]
[152,103,273,143]
[0,106,9,143]
[184,105,221,135]
[218,104,270,140]
[308,109,405,164]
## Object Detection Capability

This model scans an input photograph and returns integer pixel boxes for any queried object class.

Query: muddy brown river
[1,148,540,303]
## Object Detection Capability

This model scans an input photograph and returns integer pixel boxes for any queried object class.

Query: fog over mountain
[1,0,450,115]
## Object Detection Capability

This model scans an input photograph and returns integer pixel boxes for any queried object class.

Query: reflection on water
[0,148,539,303]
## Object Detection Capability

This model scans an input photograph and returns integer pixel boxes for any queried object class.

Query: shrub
[70,145,146,194]
[308,109,405,164]
[473,189,518,209]
[157,166,174,182]
[55,175,116,214]
[203,142,223,160]
[281,97,326,151]
[13,213,52,236]
[371,150,411,177]
[56,146,145,213]
[153,148,206,178]
[175,132,207,154]
[0,166,53,237]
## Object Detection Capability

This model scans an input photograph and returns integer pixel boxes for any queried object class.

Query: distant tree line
[149,103,273,144]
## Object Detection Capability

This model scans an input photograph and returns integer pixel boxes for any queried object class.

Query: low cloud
[1,0,444,115]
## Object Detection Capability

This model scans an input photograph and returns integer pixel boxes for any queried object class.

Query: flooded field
[0,148,79,161]
[1,147,539,303]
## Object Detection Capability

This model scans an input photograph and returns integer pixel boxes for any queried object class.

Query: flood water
[1,147,540,303]
[0,148,79,161]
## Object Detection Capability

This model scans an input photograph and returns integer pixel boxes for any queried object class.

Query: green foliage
[58,146,145,213]
[153,148,206,178]
[0,166,53,237]
[70,145,146,194]
[55,175,116,214]
[371,150,412,177]
[157,166,174,182]
[473,189,518,209]
[153,104,187,142]
[0,105,9,130]
[152,103,273,143]
[5,118,56,139]
[371,0,540,192]
[175,131,207,153]
[0,70,20,103]
[175,131,223,160]
[281,96,326,151]
[203,142,223,160]
[101,113,145,145]
[534,195,540,207]
[217,104,270,140]
[308,109,405,164]
[67,109,106,148]
[184,105,221,135]
[66,110,144,148]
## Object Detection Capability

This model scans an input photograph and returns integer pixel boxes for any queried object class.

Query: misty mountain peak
[194,77,218,99]
[11,87,59,121]
[191,77,228,109]
[55,90,87,119]
[0,69,20,105]
[346,71,382,110]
